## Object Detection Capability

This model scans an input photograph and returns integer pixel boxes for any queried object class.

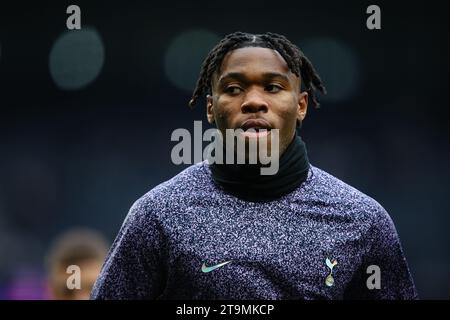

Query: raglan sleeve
[344,205,418,300]
[90,197,167,299]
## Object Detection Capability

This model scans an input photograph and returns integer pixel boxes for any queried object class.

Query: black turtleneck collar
[209,131,310,202]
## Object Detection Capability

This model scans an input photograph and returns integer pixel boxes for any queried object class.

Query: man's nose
[240,88,268,114]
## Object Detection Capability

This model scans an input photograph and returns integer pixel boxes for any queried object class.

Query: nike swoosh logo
[201,260,232,273]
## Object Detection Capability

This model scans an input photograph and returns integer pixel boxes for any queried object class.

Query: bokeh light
[164,29,220,92]
[300,38,360,103]
[49,28,105,90]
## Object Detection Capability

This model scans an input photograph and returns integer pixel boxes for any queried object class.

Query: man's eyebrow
[217,72,248,86]
[217,72,291,86]
[261,72,290,82]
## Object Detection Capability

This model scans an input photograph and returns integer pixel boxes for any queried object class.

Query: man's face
[207,46,308,159]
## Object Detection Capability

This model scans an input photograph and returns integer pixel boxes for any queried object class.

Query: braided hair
[188,31,326,108]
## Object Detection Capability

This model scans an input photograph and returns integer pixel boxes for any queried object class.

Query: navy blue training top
[91,162,418,299]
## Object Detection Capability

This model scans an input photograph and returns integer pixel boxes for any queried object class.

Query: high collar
[209,132,310,202]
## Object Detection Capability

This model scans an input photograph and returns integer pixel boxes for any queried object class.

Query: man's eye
[225,86,242,95]
[266,84,282,93]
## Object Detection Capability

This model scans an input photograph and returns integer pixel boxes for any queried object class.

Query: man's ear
[297,91,308,125]
[206,95,215,124]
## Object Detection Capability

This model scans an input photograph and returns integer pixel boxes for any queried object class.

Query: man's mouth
[239,119,272,138]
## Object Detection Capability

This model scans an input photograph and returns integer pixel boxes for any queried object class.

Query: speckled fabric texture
[91,161,418,300]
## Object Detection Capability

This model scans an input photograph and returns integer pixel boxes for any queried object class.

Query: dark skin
[206,47,308,159]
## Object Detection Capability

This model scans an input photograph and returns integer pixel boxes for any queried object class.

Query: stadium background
[0,0,449,298]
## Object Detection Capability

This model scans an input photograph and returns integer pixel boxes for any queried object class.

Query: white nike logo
[201,260,232,273]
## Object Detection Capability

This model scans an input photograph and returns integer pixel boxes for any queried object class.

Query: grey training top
[91,161,418,299]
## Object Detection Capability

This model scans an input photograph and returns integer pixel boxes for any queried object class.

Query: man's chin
[219,128,279,164]
[237,136,275,163]
[239,129,271,139]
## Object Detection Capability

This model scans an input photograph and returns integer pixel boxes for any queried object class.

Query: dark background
[0,0,449,298]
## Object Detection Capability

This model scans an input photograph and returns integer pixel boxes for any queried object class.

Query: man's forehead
[213,47,298,83]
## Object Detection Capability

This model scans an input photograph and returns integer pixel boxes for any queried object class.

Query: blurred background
[0,0,449,299]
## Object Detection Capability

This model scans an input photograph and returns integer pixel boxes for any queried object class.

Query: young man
[91,32,417,299]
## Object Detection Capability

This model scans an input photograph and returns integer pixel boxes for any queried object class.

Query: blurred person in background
[46,228,108,300]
